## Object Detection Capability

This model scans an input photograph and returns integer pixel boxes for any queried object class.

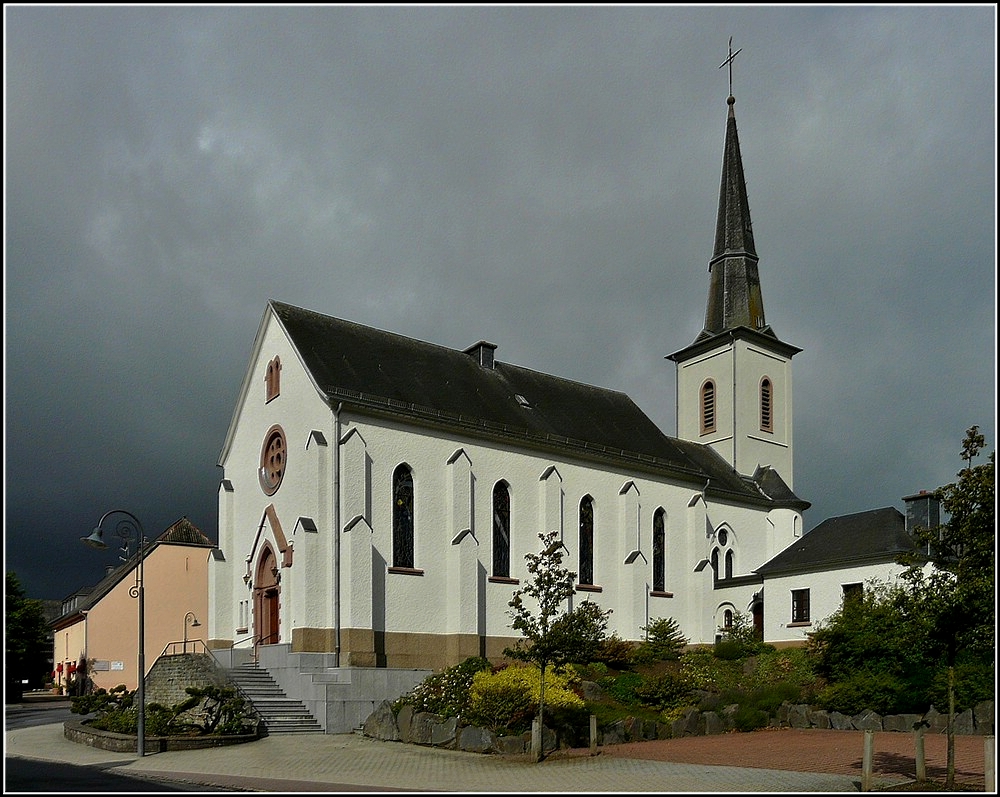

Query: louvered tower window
[760,377,773,432]
[700,380,716,434]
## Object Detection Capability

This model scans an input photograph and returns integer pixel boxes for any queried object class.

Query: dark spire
[698,94,771,342]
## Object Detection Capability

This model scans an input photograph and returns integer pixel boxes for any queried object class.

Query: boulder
[430,716,457,747]
[882,714,923,733]
[396,703,414,743]
[362,700,400,741]
[493,735,526,755]
[807,710,831,729]
[828,711,856,731]
[458,725,495,753]
[580,680,605,701]
[923,707,949,733]
[852,710,883,732]
[409,711,442,745]
[788,704,810,729]
[974,700,995,734]
[702,711,725,735]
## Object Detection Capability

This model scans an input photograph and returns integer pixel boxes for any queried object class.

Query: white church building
[207,91,922,702]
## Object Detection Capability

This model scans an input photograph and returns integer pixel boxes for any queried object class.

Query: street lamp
[81,510,147,758]
[183,611,201,653]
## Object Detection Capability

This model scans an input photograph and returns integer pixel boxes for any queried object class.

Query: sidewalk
[4,717,902,793]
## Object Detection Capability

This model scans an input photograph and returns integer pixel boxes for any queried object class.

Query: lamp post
[182,612,201,654]
[81,510,147,758]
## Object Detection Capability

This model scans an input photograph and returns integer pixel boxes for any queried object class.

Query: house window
[760,377,773,432]
[265,356,281,402]
[392,464,414,568]
[700,380,716,434]
[652,508,666,593]
[842,583,863,604]
[723,609,734,630]
[492,481,511,578]
[579,496,594,586]
[791,589,811,624]
[711,547,720,579]
[725,549,734,579]
[258,425,287,496]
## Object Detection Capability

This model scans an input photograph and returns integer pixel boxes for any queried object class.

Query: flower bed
[63,718,260,754]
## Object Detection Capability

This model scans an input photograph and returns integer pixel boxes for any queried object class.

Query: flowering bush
[395,656,491,718]
[467,664,583,733]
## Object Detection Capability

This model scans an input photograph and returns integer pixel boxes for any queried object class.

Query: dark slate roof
[271,300,805,508]
[755,507,916,576]
[52,517,213,627]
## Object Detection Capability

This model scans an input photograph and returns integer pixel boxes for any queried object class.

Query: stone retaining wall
[63,718,259,753]
[362,698,995,755]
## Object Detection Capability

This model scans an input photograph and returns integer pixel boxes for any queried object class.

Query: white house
[206,90,916,683]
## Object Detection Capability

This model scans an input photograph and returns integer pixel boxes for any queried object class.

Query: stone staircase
[227,662,323,734]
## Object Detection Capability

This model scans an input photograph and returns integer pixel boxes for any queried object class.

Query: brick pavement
[582,727,988,789]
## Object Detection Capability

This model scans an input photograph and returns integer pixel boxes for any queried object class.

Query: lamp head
[191,618,201,628]
[81,528,108,550]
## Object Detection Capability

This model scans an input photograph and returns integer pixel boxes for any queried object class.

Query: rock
[923,707,949,733]
[363,700,400,741]
[670,707,700,738]
[954,709,974,736]
[493,735,526,755]
[788,704,810,729]
[720,704,739,731]
[852,710,883,732]
[776,701,791,727]
[430,716,457,747]
[807,710,831,729]
[396,704,414,743]
[703,711,725,735]
[882,714,923,733]
[580,680,605,701]
[974,700,994,734]
[828,711,855,730]
[458,725,495,753]
[603,720,626,745]
[410,711,441,745]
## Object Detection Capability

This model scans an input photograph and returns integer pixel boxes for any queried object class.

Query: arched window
[725,549,734,579]
[723,609,734,630]
[711,547,720,580]
[492,481,511,578]
[392,464,414,568]
[579,496,594,586]
[700,380,716,434]
[760,377,773,432]
[265,356,281,403]
[652,508,666,593]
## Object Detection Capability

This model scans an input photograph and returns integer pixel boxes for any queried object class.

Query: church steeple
[668,80,801,486]
[698,94,769,342]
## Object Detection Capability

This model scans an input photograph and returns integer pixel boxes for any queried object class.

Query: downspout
[333,402,343,667]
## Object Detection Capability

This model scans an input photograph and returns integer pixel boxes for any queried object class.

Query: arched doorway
[254,545,281,656]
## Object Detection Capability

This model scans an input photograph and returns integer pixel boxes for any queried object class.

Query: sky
[5,5,996,601]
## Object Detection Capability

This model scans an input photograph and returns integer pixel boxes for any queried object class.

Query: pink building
[52,517,215,693]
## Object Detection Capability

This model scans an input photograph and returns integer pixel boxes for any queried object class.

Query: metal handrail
[159,638,212,658]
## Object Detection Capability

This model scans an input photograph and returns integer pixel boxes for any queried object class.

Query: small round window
[717,528,729,546]
[259,425,287,495]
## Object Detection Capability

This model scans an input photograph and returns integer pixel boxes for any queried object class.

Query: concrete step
[226,665,323,735]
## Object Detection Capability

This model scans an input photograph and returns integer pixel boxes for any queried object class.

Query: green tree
[505,530,610,759]
[897,426,995,787]
[5,572,52,698]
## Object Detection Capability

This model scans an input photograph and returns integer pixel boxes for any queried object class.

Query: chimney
[463,341,497,369]
[902,490,941,535]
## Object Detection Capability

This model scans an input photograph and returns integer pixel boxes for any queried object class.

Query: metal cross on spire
[719,36,743,96]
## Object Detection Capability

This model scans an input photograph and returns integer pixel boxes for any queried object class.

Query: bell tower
[667,92,801,486]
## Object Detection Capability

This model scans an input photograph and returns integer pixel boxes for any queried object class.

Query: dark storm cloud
[5,5,995,599]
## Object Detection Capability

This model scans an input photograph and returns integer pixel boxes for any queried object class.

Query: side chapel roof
[754,507,916,576]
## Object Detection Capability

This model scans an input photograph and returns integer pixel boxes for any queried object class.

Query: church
[206,89,903,680]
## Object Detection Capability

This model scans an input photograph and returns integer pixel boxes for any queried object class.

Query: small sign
[93,660,111,671]
[111,661,125,671]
